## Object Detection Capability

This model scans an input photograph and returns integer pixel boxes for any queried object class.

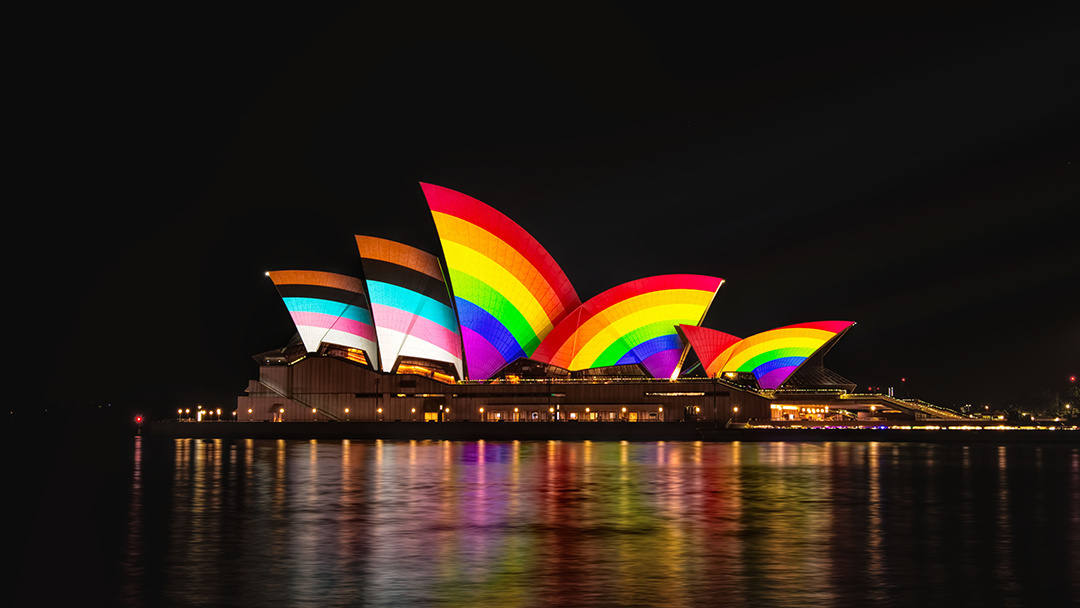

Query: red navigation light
[1071,376,1076,383]
[135,416,143,423]
[901,377,906,382]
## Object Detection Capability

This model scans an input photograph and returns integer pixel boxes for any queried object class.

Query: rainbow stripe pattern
[682,321,854,389]
[356,236,464,379]
[422,183,581,380]
[532,275,724,379]
[268,270,379,363]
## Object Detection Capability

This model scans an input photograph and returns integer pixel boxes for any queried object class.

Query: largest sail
[421,183,580,380]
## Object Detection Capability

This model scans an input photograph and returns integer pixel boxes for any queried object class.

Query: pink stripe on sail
[291,311,376,342]
[371,304,462,356]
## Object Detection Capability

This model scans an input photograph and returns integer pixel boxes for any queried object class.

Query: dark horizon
[18,3,1078,418]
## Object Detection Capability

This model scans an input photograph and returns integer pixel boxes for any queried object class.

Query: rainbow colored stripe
[422,183,581,380]
[268,271,379,363]
[682,321,853,389]
[356,236,464,379]
[533,275,724,379]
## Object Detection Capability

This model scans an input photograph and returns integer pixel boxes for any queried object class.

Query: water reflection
[122,440,1080,607]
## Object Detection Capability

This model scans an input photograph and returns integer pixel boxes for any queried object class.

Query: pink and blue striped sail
[356,236,464,379]
[268,270,379,365]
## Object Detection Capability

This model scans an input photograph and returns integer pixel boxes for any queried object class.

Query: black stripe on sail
[276,284,370,309]
[359,258,453,307]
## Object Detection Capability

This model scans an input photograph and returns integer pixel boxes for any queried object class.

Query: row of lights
[177,402,750,421]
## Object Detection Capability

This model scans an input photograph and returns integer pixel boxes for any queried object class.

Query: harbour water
[13,437,1080,606]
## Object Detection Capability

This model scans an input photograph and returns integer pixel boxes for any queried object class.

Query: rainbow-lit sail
[267,270,379,364]
[532,275,724,379]
[677,324,742,378]
[356,236,464,379]
[692,320,854,389]
[422,183,581,380]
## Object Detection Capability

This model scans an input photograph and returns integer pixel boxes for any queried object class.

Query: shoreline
[143,421,1080,443]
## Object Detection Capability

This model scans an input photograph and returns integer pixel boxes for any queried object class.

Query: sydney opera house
[238,183,956,425]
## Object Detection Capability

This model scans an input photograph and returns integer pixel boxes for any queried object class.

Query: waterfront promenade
[145,420,1079,443]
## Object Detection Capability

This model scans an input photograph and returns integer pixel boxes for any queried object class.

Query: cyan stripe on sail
[366,281,459,333]
[282,297,373,325]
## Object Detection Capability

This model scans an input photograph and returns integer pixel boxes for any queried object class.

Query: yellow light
[411,408,416,413]
[217,409,221,415]
[585,407,590,412]
[312,408,317,413]
[378,408,383,413]
[248,408,252,413]
[185,409,190,413]
[695,407,700,413]
[280,408,285,413]
[344,408,349,413]
[514,407,518,412]
[479,408,484,412]
[550,407,555,413]
[622,407,627,412]
[734,407,738,412]
[178,409,182,414]
[658,407,663,412]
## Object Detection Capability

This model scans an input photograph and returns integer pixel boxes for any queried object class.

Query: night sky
[22,2,1078,417]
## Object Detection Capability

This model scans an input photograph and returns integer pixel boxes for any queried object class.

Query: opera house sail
[681,321,855,389]
[422,182,581,380]
[356,235,464,381]
[267,270,380,366]
[676,324,743,377]
[532,275,724,379]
